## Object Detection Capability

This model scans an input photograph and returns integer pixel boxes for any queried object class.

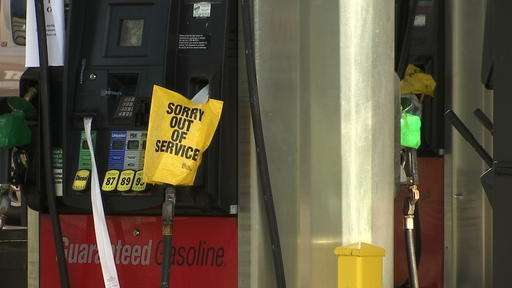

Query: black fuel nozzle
[162,185,176,236]
[401,148,419,185]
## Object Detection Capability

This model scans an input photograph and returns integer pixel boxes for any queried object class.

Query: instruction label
[78,131,96,170]
[52,147,63,196]
[107,131,126,170]
[178,34,209,50]
[124,131,147,170]
[72,131,96,191]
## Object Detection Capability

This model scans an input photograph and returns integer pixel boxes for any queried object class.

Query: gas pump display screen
[111,140,125,150]
[127,140,139,150]
[105,4,155,57]
[119,19,144,47]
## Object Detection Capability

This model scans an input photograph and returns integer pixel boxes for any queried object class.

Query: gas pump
[24,0,237,215]
[18,0,238,287]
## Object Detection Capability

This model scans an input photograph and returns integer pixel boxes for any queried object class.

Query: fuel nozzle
[406,184,420,216]
[0,86,38,151]
[162,185,176,236]
[0,145,28,230]
[401,148,420,228]
[401,148,419,185]
[400,148,421,288]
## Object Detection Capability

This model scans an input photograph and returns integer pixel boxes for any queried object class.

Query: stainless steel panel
[445,0,493,286]
[238,0,301,286]
[239,0,396,287]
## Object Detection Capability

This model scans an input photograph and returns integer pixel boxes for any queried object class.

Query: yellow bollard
[334,242,385,288]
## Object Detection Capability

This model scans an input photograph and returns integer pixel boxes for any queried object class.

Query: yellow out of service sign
[143,85,223,186]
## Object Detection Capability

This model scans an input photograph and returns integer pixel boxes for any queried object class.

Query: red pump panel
[40,215,237,288]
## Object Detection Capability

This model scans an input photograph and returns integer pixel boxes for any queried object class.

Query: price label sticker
[132,170,146,192]
[117,170,135,192]
[102,170,120,192]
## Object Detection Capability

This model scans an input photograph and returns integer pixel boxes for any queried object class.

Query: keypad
[114,96,136,118]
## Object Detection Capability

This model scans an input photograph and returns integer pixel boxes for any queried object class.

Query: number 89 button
[117,170,135,192]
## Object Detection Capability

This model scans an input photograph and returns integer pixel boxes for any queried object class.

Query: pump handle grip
[473,108,494,135]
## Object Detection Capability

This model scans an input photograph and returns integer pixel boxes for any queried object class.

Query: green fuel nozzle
[400,113,421,149]
[400,94,422,149]
[0,110,32,149]
[0,91,38,149]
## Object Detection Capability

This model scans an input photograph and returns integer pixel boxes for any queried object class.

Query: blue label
[108,131,127,170]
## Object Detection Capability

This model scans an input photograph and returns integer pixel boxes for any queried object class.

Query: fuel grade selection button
[102,170,120,192]
[117,170,135,192]
[72,169,90,191]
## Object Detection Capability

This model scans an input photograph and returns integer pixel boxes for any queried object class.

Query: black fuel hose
[161,185,176,288]
[396,198,422,288]
[34,0,70,287]
[241,0,287,287]
[405,228,419,288]
[160,234,172,288]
